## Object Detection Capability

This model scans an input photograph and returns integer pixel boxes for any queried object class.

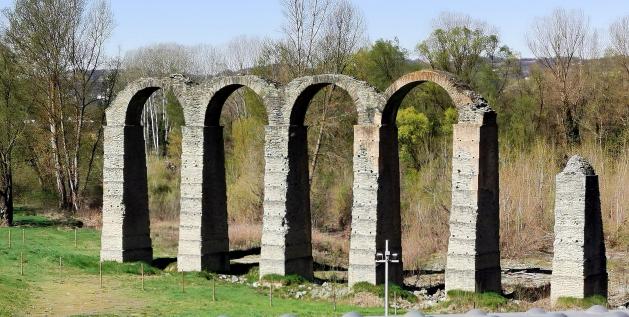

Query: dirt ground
[28,274,146,316]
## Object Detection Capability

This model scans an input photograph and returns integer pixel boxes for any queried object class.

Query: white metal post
[376,239,399,316]
[385,239,389,316]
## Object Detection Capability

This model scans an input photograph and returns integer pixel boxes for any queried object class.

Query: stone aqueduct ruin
[100,69,500,292]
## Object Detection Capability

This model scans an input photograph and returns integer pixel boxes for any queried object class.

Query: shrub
[261,274,307,286]
[351,281,416,302]
[555,295,607,309]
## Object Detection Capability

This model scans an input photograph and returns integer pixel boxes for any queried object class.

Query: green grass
[555,295,607,309]
[261,273,308,286]
[351,281,416,302]
[0,211,387,316]
[428,290,513,313]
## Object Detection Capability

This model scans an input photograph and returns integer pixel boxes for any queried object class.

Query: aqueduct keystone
[551,155,607,303]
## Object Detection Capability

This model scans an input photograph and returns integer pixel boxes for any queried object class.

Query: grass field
[0,212,387,316]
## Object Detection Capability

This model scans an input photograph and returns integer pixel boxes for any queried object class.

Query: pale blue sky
[1,0,628,58]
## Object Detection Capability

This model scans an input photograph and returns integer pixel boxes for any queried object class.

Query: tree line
[0,0,627,259]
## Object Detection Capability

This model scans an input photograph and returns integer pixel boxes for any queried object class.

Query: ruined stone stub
[551,155,607,303]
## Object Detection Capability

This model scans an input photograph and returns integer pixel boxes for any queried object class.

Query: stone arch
[181,75,283,127]
[177,75,282,272]
[282,74,384,125]
[259,74,385,281]
[378,70,501,292]
[101,75,192,263]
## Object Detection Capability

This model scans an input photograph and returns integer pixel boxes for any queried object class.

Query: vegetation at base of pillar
[0,0,626,279]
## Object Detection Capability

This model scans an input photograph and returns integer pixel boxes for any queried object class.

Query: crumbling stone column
[348,124,403,286]
[551,155,607,303]
[259,125,313,279]
[100,125,152,262]
[177,126,229,272]
[445,106,500,293]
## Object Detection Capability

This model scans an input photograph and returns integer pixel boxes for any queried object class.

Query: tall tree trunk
[0,157,13,227]
[309,85,335,184]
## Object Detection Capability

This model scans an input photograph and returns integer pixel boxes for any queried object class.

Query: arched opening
[177,81,268,273]
[384,80,456,292]
[289,82,358,283]
[215,85,268,273]
[101,83,185,263]
[382,70,500,293]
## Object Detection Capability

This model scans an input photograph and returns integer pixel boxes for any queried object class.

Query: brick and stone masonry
[384,71,501,292]
[101,70,502,293]
[551,155,608,303]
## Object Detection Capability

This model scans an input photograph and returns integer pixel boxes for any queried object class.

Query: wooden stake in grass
[74,228,77,249]
[332,281,336,312]
[181,271,185,293]
[212,276,216,302]
[59,256,63,268]
[8,229,11,249]
[20,252,23,276]
[394,291,397,316]
[269,283,273,307]
[141,263,145,291]
[99,261,103,289]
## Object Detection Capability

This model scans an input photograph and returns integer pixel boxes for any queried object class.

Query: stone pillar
[551,155,607,303]
[348,124,402,286]
[178,126,229,272]
[445,109,500,293]
[101,125,152,263]
[260,125,313,279]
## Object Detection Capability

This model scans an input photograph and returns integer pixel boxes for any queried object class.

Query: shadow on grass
[229,247,260,260]
[152,257,177,270]
[13,214,83,228]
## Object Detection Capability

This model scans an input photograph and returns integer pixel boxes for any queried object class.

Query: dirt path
[28,274,146,316]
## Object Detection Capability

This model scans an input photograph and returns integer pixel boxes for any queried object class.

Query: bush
[442,290,508,311]
[555,295,607,309]
[245,267,259,283]
[261,274,307,286]
[351,281,416,302]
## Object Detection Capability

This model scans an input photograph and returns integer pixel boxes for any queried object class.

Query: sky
[1,0,628,58]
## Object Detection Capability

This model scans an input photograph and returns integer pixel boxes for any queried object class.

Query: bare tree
[308,0,366,182]
[189,44,227,79]
[226,35,264,74]
[3,0,115,211]
[279,0,331,77]
[609,15,629,77]
[318,0,366,74]
[527,8,593,144]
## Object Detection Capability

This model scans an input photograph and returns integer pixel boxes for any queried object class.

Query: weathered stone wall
[551,155,607,303]
[101,76,191,263]
[384,70,501,292]
[446,106,500,293]
[102,70,502,293]
[178,76,283,272]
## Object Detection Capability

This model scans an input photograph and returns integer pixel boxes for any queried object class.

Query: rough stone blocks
[551,155,607,303]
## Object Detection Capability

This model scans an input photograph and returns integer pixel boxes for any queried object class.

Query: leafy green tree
[397,107,431,169]
[349,38,414,90]
[0,44,28,226]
